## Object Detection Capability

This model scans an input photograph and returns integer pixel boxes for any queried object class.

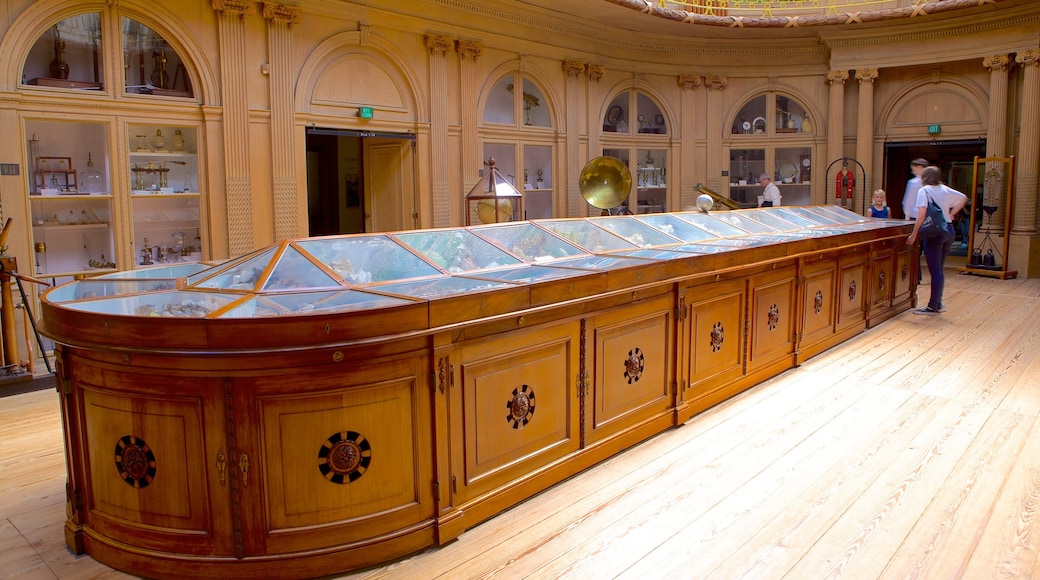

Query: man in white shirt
[758,174,782,207]
[901,158,929,220]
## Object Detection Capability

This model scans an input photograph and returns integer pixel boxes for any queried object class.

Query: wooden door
[363,138,414,232]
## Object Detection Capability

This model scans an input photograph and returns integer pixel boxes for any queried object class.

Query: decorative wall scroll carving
[704,75,728,90]
[826,70,849,85]
[506,384,536,429]
[678,74,703,90]
[767,304,780,331]
[983,54,1010,71]
[114,435,156,489]
[1017,49,1040,66]
[212,0,256,17]
[586,64,604,81]
[319,431,372,484]
[710,321,725,352]
[424,34,454,56]
[562,60,586,77]
[624,348,645,384]
[848,279,857,301]
[902,263,909,281]
[456,39,484,60]
[878,270,886,291]
[856,68,878,83]
[261,2,302,24]
[814,290,824,314]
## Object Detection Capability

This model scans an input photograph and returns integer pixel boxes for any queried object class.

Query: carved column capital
[983,54,1010,71]
[1017,49,1040,66]
[424,34,454,56]
[212,0,256,17]
[855,68,878,83]
[455,39,483,61]
[261,2,301,24]
[586,64,604,82]
[826,70,849,85]
[562,60,586,77]
[704,75,728,90]
[678,74,703,90]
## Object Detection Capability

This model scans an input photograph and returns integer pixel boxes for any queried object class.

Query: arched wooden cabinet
[42,207,915,578]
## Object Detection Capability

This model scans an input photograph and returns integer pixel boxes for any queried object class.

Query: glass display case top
[535,220,635,252]
[708,211,779,234]
[43,206,884,319]
[462,264,595,284]
[633,214,717,243]
[470,222,586,263]
[587,216,680,247]
[295,236,441,284]
[671,212,751,237]
[547,255,655,272]
[59,290,241,317]
[393,229,522,273]
[219,289,413,318]
[739,209,801,231]
[47,279,179,303]
[99,263,210,280]
[610,248,704,260]
[369,276,520,299]
[774,207,833,227]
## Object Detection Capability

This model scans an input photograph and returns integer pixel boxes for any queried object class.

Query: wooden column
[1014,50,1039,234]
[855,69,877,215]
[213,0,256,256]
[704,76,728,193]
[262,2,301,242]
[456,40,483,226]
[678,75,703,211]
[826,70,848,205]
[425,35,453,227]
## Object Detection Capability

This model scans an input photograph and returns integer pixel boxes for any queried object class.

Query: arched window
[482,72,555,218]
[22,13,104,90]
[728,92,814,207]
[122,17,194,97]
[601,90,670,214]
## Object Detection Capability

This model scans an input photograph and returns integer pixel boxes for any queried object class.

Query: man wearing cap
[901,158,929,220]
[758,174,782,207]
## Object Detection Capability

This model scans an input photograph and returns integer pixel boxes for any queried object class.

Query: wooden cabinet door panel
[456,323,579,502]
[685,279,746,395]
[748,269,797,370]
[588,296,673,442]
[801,263,837,347]
[870,250,895,311]
[893,248,914,303]
[837,259,867,331]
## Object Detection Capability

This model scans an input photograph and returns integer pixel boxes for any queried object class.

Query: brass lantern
[466,157,523,225]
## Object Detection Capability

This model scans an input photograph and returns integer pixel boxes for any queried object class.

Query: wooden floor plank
[879,412,1037,578]
[961,415,1040,578]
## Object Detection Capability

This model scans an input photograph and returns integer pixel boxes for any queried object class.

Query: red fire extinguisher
[836,168,855,199]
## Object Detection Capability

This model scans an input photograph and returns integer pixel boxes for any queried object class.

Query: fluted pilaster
[826,70,848,205]
[423,34,452,226]
[679,75,703,210]
[263,2,301,242]
[213,0,256,256]
[1014,50,1039,233]
[855,69,877,214]
[704,76,727,194]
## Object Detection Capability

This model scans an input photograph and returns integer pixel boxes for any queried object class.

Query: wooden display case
[41,206,916,579]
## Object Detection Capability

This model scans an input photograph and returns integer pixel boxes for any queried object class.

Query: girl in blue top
[870,189,890,218]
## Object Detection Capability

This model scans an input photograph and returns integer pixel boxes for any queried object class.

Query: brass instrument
[694,183,740,211]
[578,156,632,210]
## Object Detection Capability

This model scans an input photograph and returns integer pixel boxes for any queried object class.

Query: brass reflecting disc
[579,156,632,209]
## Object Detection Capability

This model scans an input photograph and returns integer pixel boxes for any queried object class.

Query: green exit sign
[927,124,941,135]
[358,106,374,119]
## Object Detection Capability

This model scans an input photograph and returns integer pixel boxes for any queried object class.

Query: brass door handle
[216,450,227,485]
[239,453,250,487]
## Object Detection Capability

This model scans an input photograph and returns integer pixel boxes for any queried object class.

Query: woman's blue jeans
[922,223,954,310]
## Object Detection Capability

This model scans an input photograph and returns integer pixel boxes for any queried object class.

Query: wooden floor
[3,271,1040,579]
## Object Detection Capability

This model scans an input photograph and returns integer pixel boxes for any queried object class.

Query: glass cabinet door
[26,120,116,278]
[128,124,203,266]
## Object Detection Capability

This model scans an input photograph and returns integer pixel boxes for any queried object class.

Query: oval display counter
[42,206,916,579]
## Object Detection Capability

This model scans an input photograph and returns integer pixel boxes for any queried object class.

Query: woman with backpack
[906,166,968,315]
